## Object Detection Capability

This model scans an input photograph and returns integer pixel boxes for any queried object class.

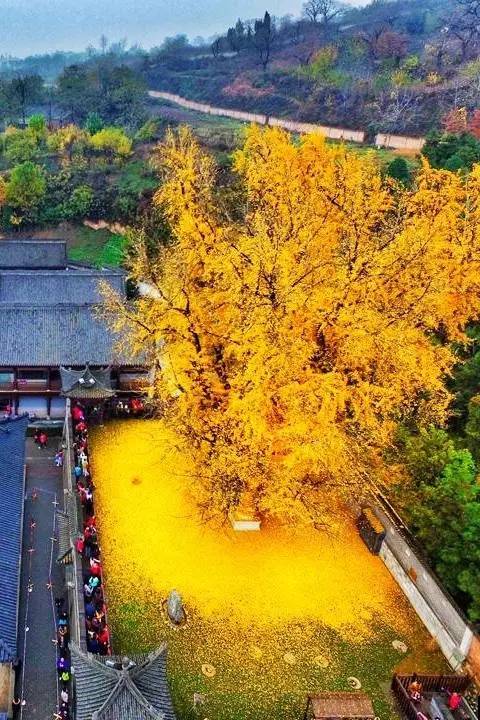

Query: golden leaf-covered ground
[90,420,447,720]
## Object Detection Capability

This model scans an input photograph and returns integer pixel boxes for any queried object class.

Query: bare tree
[379,88,421,132]
[211,37,221,59]
[357,26,388,62]
[446,0,480,60]
[99,34,109,55]
[425,28,454,72]
[302,0,341,25]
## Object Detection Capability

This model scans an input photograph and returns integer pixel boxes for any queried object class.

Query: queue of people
[72,403,111,657]
[55,603,71,719]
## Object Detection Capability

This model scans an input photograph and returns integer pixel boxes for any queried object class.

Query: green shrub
[135,119,160,142]
[386,157,411,184]
[28,113,47,138]
[85,112,104,135]
[6,161,46,216]
[422,131,480,171]
[62,184,94,220]
[4,129,39,164]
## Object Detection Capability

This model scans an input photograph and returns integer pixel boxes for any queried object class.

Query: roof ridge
[0,302,103,308]
[92,674,162,720]
[70,644,120,679]
[0,269,124,275]
[130,643,168,679]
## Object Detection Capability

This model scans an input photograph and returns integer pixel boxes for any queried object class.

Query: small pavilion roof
[71,644,176,720]
[60,366,115,399]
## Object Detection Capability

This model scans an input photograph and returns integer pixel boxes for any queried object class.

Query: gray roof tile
[56,510,72,563]
[71,646,118,720]
[94,677,160,720]
[0,415,28,661]
[0,305,134,366]
[133,649,177,719]
[0,269,125,305]
[0,240,67,269]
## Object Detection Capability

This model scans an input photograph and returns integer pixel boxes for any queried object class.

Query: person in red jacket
[72,404,85,422]
[97,626,110,655]
[448,693,461,711]
[90,558,102,577]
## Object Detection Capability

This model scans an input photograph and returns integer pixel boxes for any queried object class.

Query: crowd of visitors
[72,403,111,656]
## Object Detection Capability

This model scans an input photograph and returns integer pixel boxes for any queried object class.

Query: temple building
[0,240,148,420]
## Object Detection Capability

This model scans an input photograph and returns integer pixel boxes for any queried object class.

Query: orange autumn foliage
[103,126,480,525]
[441,107,468,134]
[469,109,480,140]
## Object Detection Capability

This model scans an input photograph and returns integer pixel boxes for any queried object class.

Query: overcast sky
[0,0,365,57]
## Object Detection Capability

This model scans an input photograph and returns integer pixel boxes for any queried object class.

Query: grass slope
[67,226,127,267]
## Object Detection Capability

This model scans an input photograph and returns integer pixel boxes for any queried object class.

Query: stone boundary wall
[148,90,366,143]
[375,133,426,152]
[373,505,478,682]
[149,90,428,150]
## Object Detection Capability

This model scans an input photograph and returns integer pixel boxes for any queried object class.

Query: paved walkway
[17,438,64,720]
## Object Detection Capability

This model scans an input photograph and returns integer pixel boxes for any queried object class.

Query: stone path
[17,438,64,720]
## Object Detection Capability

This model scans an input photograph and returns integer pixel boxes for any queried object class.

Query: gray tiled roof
[0,239,137,368]
[132,648,176,717]
[0,240,67,269]
[0,305,134,366]
[0,269,125,305]
[72,646,118,720]
[60,366,115,399]
[72,644,176,720]
[0,415,28,661]
[0,638,15,663]
[94,677,160,720]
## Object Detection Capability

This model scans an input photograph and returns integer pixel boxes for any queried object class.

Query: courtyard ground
[90,420,447,720]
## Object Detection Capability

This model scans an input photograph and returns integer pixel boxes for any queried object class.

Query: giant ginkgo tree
[103,126,480,525]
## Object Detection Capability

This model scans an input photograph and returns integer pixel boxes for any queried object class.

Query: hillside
[143,0,480,136]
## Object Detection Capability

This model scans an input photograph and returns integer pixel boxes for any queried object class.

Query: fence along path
[148,90,426,150]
